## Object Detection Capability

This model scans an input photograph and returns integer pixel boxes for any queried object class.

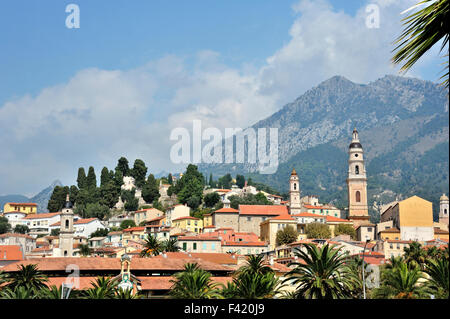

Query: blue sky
[0,0,447,196]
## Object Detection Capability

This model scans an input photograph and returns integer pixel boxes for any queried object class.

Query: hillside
[199,75,449,222]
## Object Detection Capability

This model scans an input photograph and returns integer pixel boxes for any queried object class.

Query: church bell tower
[59,194,74,257]
[289,168,302,214]
[346,128,370,227]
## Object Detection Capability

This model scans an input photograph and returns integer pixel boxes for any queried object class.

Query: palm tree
[283,243,356,299]
[392,0,449,87]
[81,277,118,299]
[372,262,429,299]
[39,285,63,299]
[385,256,406,270]
[161,238,180,252]
[0,286,38,299]
[345,255,373,299]
[5,264,48,292]
[403,242,427,270]
[424,257,449,299]
[140,234,162,257]
[225,255,280,299]
[169,263,222,299]
[114,287,141,299]
[79,244,92,257]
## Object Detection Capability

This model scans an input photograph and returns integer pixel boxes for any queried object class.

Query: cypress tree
[100,167,111,188]
[77,167,87,190]
[86,166,97,190]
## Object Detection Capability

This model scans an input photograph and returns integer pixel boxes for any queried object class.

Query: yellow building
[3,202,37,215]
[203,214,213,228]
[122,226,147,245]
[260,214,299,251]
[380,195,434,241]
[172,216,203,234]
[325,216,354,238]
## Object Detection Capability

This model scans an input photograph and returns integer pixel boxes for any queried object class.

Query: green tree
[131,159,148,188]
[89,228,109,238]
[47,185,70,212]
[115,157,130,177]
[86,166,97,190]
[276,225,298,246]
[424,257,449,299]
[120,220,136,230]
[79,244,92,257]
[0,216,12,234]
[50,228,60,236]
[100,166,111,188]
[392,0,449,87]
[334,224,356,240]
[4,264,48,292]
[81,277,118,299]
[161,238,180,252]
[372,262,429,299]
[305,223,331,239]
[13,224,29,234]
[170,263,222,299]
[77,167,87,190]
[283,243,356,299]
[226,255,280,299]
[404,242,427,270]
[218,173,232,189]
[84,203,110,220]
[236,174,246,188]
[209,173,215,188]
[100,181,120,209]
[140,234,162,257]
[204,192,220,208]
[168,173,173,185]
[1,286,38,299]
[142,174,160,204]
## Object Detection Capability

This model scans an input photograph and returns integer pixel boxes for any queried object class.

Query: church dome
[441,194,449,201]
[291,168,297,176]
[349,142,362,149]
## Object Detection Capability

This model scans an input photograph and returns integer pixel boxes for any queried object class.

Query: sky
[0,0,447,197]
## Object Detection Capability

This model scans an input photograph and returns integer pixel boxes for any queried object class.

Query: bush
[305,222,331,239]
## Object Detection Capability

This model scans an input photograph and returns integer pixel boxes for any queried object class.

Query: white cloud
[0,0,443,196]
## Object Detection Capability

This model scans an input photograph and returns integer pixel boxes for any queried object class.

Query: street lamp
[361,239,370,299]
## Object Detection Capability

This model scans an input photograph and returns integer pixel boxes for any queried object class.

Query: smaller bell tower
[439,194,449,226]
[289,168,302,214]
[59,194,74,257]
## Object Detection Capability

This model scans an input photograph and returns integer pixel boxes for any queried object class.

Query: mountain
[199,75,449,222]
[30,180,63,213]
[0,180,62,213]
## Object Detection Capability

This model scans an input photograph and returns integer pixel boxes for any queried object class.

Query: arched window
[355,165,359,175]
[356,191,361,202]
[65,220,69,228]
[293,183,297,190]
[445,208,448,215]
[64,250,68,257]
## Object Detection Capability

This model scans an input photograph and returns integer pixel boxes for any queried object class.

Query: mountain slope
[199,75,449,222]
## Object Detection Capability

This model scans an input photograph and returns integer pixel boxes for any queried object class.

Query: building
[346,128,370,227]
[21,212,61,237]
[122,226,147,245]
[132,208,164,226]
[171,216,203,234]
[289,169,302,214]
[106,231,123,247]
[2,211,27,229]
[0,233,36,255]
[260,214,298,250]
[0,245,23,268]
[3,202,37,215]
[50,218,106,238]
[238,205,289,236]
[211,207,240,230]
[58,195,75,257]
[379,195,434,241]
[356,223,376,241]
[326,215,354,237]
[0,256,233,298]
[107,214,133,229]
[165,204,191,227]
[301,203,342,219]
[439,194,449,226]
[177,234,222,253]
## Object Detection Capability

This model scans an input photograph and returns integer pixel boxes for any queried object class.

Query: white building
[20,213,61,237]
[3,211,27,229]
[50,218,106,238]
[165,204,190,227]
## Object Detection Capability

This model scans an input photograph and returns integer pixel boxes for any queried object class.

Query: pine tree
[131,159,148,189]
[100,167,111,188]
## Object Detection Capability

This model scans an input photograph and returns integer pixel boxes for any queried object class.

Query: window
[367,227,372,232]
[183,243,187,251]
[65,220,69,228]
[356,191,361,203]
[211,243,216,250]
[202,243,207,251]
[193,243,197,250]
[293,183,297,190]
[390,244,393,249]
[355,165,359,175]
[247,217,251,222]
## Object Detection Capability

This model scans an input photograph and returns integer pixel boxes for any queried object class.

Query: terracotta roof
[269,214,295,221]
[214,207,239,214]
[51,218,98,227]
[5,203,37,206]
[0,233,34,240]
[326,216,352,223]
[23,213,60,220]
[172,216,200,221]
[385,240,414,244]
[222,241,268,247]
[123,226,146,233]
[215,189,231,193]
[380,227,400,233]
[303,204,325,209]
[154,252,238,265]
[239,205,288,216]
[1,257,233,273]
[269,262,291,273]
[292,212,324,219]
[107,231,123,236]
[178,235,221,241]
[3,211,27,215]
[0,245,23,261]
[146,216,165,222]
[135,208,164,213]
[138,276,231,290]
